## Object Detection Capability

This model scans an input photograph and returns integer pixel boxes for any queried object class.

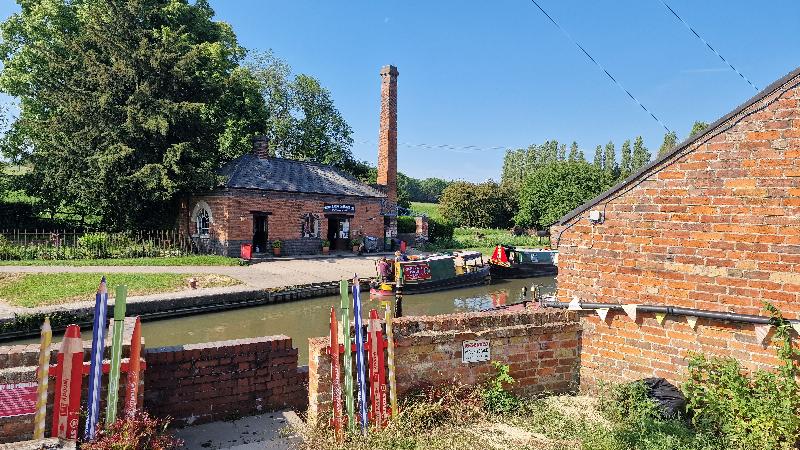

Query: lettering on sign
[323,204,356,214]
[0,382,37,417]
[462,339,490,363]
[401,263,431,281]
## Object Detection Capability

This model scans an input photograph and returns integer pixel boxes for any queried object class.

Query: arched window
[196,208,210,237]
[301,213,320,238]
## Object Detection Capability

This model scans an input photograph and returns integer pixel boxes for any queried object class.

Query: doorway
[326,215,351,251]
[253,215,268,253]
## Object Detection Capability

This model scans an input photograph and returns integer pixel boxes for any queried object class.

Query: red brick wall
[143,336,307,426]
[181,190,385,256]
[553,74,800,389]
[306,308,580,422]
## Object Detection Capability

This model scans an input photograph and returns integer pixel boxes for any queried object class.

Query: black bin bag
[641,377,686,419]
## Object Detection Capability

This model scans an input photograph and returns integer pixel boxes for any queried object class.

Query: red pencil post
[327,307,344,441]
[366,309,388,428]
[124,317,143,418]
[51,325,84,440]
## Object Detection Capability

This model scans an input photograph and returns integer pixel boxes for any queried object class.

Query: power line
[656,0,759,92]
[528,0,672,133]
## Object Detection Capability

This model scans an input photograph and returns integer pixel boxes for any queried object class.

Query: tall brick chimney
[252,135,270,159]
[377,65,398,207]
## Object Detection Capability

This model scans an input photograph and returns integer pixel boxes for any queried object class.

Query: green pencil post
[339,280,355,431]
[105,285,127,424]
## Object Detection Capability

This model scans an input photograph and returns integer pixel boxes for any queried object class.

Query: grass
[0,272,241,307]
[409,202,442,220]
[426,227,551,256]
[0,255,241,266]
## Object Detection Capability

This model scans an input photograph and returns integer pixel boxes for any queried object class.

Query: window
[301,213,321,238]
[196,208,210,237]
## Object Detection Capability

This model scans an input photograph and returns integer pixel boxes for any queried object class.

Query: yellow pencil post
[33,317,52,440]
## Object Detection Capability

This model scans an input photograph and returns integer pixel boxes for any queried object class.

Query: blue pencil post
[352,275,369,433]
[84,277,109,441]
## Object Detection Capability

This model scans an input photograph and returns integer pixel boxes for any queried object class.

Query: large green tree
[439,180,515,229]
[514,161,607,229]
[658,130,678,157]
[0,0,266,228]
[500,140,563,193]
[619,139,632,179]
[689,120,709,137]
[631,136,651,171]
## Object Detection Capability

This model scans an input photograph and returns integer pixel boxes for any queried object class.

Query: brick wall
[306,308,580,422]
[143,336,307,426]
[181,190,385,257]
[553,71,800,388]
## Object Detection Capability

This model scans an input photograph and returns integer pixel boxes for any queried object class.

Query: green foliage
[409,202,441,220]
[515,160,607,229]
[689,121,709,137]
[439,181,515,229]
[397,216,417,234]
[501,140,564,192]
[81,412,182,449]
[620,139,632,178]
[0,231,192,261]
[481,362,520,414]
[681,304,800,450]
[632,136,652,170]
[603,140,618,182]
[659,131,678,156]
[427,217,455,243]
[0,0,266,229]
[271,240,282,249]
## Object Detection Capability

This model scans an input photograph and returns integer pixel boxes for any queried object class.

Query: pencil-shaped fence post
[106,285,127,424]
[339,280,355,430]
[328,307,344,442]
[52,324,83,440]
[33,317,52,440]
[124,316,143,418]
[352,276,369,433]
[84,277,108,441]
[383,301,398,418]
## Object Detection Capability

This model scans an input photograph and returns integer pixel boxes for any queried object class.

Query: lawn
[0,272,241,308]
[409,201,442,220]
[0,255,241,266]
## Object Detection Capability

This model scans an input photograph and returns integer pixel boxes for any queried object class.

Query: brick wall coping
[392,308,577,336]
[144,335,291,355]
[542,300,799,326]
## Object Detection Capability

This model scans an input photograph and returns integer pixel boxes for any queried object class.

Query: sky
[2,1,799,182]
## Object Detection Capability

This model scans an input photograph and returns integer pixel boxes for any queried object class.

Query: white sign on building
[462,339,490,363]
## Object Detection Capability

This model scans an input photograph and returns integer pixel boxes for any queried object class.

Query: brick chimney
[252,135,270,159]
[377,65,398,206]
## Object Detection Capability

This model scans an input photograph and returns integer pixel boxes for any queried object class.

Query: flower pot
[352,245,360,253]
[322,247,330,255]
[273,248,281,256]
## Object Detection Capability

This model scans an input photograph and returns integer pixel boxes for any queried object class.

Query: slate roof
[218,154,386,198]
[556,65,800,226]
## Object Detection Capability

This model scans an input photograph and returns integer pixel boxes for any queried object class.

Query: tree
[689,121,709,137]
[603,140,618,181]
[620,139,632,179]
[0,0,266,229]
[248,51,354,168]
[515,161,606,229]
[658,131,678,157]
[631,136,651,171]
[439,181,515,229]
[500,141,562,193]
[567,141,579,161]
[593,145,604,169]
[418,177,450,202]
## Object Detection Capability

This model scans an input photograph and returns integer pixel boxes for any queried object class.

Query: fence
[0,229,213,261]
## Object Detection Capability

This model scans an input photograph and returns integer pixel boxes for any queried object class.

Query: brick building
[551,67,800,388]
[178,65,400,257]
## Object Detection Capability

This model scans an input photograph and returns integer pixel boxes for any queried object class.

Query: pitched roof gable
[557,65,800,226]
[219,154,386,198]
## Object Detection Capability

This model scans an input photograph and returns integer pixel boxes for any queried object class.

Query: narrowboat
[370,251,491,295]
[488,245,558,279]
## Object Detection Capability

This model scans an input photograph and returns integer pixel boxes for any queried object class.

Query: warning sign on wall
[462,339,490,363]
[0,382,37,417]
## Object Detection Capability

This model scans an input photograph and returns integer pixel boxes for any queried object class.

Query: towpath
[0,255,385,289]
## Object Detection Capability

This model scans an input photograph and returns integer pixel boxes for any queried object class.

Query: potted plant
[272,240,282,256]
[321,239,330,255]
[351,238,362,253]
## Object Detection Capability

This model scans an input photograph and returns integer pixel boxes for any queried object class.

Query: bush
[439,181,516,228]
[81,412,182,449]
[481,362,520,414]
[428,217,455,243]
[397,216,417,233]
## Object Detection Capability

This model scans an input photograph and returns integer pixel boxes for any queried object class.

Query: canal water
[10,276,556,362]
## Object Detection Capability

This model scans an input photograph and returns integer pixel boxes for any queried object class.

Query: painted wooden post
[84,278,108,441]
[352,276,369,433]
[124,316,143,418]
[383,301,398,418]
[33,317,52,440]
[327,307,344,442]
[106,285,127,424]
[367,309,388,428]
[339,280,355,430]
[51,324,83,440]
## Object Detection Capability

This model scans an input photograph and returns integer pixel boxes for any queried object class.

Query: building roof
[556,65,800,227]
[219,154,387,198]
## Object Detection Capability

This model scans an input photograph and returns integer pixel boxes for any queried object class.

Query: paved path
[173,411,301,450]
[0,256,385,289]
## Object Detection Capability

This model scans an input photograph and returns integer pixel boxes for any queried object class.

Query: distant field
[0,255,241,267]
[410,202,441,220]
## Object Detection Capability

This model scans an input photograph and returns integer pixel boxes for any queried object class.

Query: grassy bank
[0,255,241,266]
[0,273,241,307]
[410,201,442,220]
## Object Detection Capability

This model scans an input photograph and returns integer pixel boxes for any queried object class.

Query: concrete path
[173,411,302,450]
[0,256,386,289]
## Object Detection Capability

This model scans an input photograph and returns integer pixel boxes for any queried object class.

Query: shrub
[397,216,417,233]
[428,217,455,243]
[81,412,182,450]
[681,304,800,450]
[481,361,519,414]
[439,181,516,228]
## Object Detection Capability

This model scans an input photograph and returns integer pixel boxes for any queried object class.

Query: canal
[11,276,556,362]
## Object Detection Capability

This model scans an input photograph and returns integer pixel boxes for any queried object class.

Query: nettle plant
[481,361,520,414]
[682,302,800,450]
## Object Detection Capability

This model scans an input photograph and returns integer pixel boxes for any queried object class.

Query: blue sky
[2,1,799,181]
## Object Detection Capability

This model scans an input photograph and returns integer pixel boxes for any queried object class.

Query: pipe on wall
[542,299,800,327]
